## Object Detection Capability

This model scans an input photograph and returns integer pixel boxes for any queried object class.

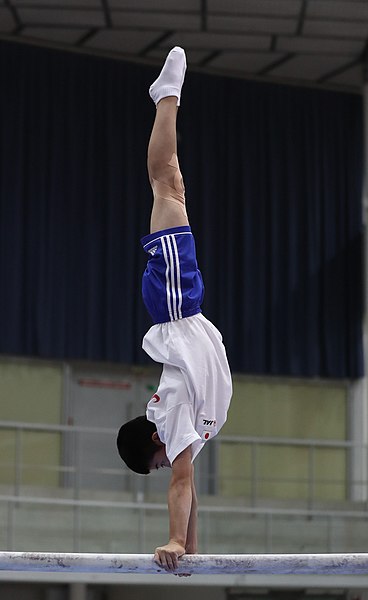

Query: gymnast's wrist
[185,545,198,554]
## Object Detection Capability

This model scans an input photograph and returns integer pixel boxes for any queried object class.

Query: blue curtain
[0,40,364,377]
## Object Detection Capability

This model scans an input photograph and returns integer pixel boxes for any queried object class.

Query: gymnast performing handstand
[117,47,232,573]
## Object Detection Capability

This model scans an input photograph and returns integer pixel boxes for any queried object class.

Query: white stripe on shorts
[161,237,174,322]
[161,234,182,322]
[170,235,183,319]
[166,236,178,320]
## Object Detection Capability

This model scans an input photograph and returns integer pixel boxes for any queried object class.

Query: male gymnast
[117,47,233,573]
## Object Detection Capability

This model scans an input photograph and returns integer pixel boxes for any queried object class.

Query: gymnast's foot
[149,47,187,107]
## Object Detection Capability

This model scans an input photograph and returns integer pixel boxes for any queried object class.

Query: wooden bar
[0,552,367,575]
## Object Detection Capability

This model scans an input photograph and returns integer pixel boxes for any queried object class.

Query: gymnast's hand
[154,541,185,573]
[172,544,197,577]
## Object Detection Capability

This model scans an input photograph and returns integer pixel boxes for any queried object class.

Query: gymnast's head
[116,416,171,474]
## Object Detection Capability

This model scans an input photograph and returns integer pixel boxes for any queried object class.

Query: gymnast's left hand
[154,541,185,572]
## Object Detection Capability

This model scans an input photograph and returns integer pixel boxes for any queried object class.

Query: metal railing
[0,420,367,553]
[3,491,368,554]
[0,420,365,503]
[216,433,357,508]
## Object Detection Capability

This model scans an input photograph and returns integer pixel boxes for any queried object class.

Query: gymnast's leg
[147,47,189,234]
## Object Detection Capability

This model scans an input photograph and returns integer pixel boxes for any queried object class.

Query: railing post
[138,506,146,553]
[266,513,273,552]
[14,428,23,497]
[6,501,14,551]
[327,515,333,552]
[69,583,87,600]
[73,503,81,554]
[366,440,368,510]
[203,510,210,553]
[348,381,368,502]
[74,430,81,500]
[73,430,82,552]
[251,442,258,506]
[308,445,315,510]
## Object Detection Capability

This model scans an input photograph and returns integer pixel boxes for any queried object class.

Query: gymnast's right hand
[154,541,185,572]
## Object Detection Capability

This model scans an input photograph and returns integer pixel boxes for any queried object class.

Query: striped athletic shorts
[141,225,205,324]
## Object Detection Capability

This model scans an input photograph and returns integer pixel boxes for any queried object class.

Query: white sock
[149,47,187,107]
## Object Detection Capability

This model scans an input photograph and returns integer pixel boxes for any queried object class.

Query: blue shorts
[141,225,204,324]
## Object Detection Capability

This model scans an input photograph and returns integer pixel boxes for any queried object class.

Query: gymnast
[117,47,233,573]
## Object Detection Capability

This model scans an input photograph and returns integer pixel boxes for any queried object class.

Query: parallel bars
[0,552,367,575]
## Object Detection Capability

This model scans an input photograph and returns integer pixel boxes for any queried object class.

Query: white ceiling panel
[208,0,302,17]
[109,0,200,10]
[307,0,368,21]
[84,29,161,54]
[164,31,270,51]
[277,36,365,55]
[208,51,285,73]
[0,7,15,32]
[328,64,363,87]
[112,11,200,30]
[0,1,363,91]
[21,26,88,45]
[18,8,105,27]
[304,19,368,38]
[209,15,297,35]
[13,0,100,5]
[270,54,354,81]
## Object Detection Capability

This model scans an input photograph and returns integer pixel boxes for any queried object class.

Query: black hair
[116,415,158,475]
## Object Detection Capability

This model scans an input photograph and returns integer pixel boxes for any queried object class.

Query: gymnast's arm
[154,445,193,571]
[185,466,198,554]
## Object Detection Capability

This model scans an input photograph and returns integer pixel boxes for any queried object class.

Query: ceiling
[0,0,366,93]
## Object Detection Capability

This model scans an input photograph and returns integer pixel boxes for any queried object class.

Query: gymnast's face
[149,432,171,472]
